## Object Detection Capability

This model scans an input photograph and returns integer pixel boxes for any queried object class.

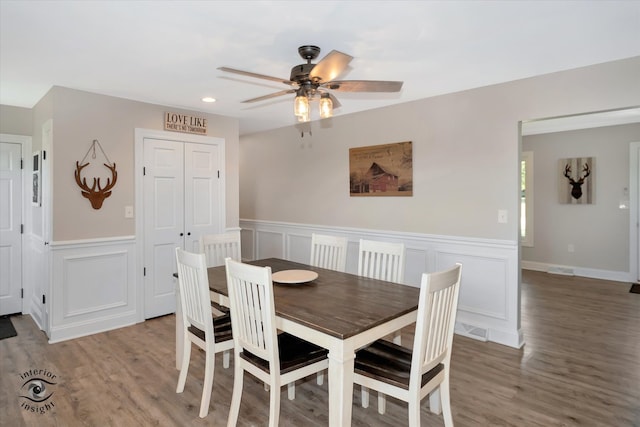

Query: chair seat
[355,339,444,390]
[241,333,328,374]
[211,301,230,313]
[187,312,233,342]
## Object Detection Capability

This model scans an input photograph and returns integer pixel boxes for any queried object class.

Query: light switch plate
[125,205,134,218]
[498,209,508,224]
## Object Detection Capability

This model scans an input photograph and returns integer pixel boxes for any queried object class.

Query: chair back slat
[175,248,214,336]
[357,239,405,283]
[310,233,348,272]
[411,264,462,384]
[199,231,242,267]
[225,258,278,367]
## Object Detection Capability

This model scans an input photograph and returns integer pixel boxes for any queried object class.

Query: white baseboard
[521,261,631,283]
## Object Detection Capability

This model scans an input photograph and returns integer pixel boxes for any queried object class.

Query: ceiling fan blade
[309,50,353,83]
[242,89,296,103]
[324,80,403,92]
[218,67,294,86]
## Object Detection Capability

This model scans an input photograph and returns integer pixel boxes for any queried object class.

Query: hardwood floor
[1,270,638,426]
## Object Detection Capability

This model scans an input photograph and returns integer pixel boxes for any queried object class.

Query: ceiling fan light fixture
[319,93,333,118]
[294,89,309,117]
[297,110,310,122]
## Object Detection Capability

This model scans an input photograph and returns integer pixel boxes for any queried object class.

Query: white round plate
[272,269,318,284]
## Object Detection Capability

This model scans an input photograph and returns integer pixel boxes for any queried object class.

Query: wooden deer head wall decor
[74,140,118,209]
[559,157,594,205]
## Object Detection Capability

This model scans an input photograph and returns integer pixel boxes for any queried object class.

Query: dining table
[175,257,420,427]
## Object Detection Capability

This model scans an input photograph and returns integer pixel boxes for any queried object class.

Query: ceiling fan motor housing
[290,63,317,84]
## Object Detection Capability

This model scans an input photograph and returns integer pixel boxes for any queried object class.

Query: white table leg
[328,347,355,427]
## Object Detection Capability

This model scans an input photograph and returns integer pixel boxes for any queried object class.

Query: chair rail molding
[48,236,137,343]
[240,219,523,349]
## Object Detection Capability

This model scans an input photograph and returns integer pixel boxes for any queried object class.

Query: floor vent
[547,266,575,276]
[456,323,488,342]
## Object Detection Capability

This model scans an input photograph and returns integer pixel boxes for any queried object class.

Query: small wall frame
[558,157,594,204]
[32,151,41,206]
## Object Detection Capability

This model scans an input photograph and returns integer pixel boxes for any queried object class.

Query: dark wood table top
[207,258,420,340]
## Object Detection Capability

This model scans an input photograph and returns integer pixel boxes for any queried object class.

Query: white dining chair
[358,238,406,344]
[309,233,348,385]
[225,258,329,427]
[357,238,407,408]
[358,238,405,284]
[174,248,234,418]
[199,231,241,317]
[199,230,242,267]
[354,263,462,426]
[309,233,348,272]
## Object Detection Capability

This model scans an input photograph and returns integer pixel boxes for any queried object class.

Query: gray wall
[0,104,32,135]
[30,86,240,241]
[522,123,640,272]
[239,57,640,242]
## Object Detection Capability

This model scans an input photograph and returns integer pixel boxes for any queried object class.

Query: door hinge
[143,267,146,277]
[21,224,24,234]
[21,289,24,299]
[217,170,220,178]
[42,295,46,304]
[143,167,146,176]
[42,150,46,160]
[21,158,24,169]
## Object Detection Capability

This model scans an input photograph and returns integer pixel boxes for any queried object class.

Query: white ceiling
[1,1,639,136]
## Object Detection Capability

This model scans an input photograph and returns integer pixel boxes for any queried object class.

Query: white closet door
[0,142,22,315]
[143,138,223,319]
[143,138,185,318]
[184,142,222,252]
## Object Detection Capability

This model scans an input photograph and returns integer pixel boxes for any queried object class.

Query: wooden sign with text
[164,112,207,135]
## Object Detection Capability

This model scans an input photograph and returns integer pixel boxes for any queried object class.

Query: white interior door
[144,138,185,318]
[0,142,22,315]
[184,142,222,252]
[143,137,222,319]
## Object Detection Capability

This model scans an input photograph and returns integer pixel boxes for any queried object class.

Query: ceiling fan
[218,45,403,122]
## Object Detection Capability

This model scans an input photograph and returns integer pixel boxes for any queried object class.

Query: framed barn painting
[349,141,413,197]
[558,157,594,204]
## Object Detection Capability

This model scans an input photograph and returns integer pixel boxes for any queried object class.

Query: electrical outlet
[498,210,508,224]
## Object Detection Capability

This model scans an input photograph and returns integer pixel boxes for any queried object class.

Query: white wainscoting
[240,219,523,348]
[48,236,137,343]
[25,233,48,332]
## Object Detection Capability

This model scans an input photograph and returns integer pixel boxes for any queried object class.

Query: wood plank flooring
[1,270,639,426]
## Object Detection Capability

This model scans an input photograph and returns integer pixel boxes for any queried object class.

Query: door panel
[144,138,184,318]
[0,142,22,315]
[184,143,221,252]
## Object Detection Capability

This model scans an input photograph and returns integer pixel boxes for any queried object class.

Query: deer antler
[563,164,575,184]
[74,161,118,209]
[579,164,590,182]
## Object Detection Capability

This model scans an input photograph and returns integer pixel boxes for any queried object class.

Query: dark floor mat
[630,284,640,294]
[0,316,17,340]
